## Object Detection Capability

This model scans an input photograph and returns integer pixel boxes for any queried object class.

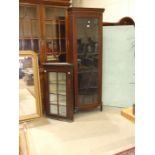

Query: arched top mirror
[19,50,42,122]
[102,17,135,113]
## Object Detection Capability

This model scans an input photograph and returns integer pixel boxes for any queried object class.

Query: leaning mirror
[19,50,42,122]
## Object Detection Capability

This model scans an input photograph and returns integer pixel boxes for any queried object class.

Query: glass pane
[49,84,57,94]
[46,40,59,52]
[49,94,57,104]
[19,6,25,18]
[45,7,65,19]
[19,40,22,50]
[58,84,66,95]
[59,105,66,117]
[49,72,57,83]
[60,39,66,53]
[55,8,65,19]
[23,39,32,50]
[46,39,60,60]
[59,95,66,105]
[59,21,65,38]
[58,72,66,83]
[32,39,39,52]
[25,6,37,18]
[58,73,66,95]
[45,7,55,19]
[45,22,58,38]
[32,20,39,37]
[76,18,99,104]
[23,19,31,37]
[50,104,58,114]
[19,19,23,37]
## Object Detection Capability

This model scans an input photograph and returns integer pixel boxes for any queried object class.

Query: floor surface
[25,106,135,155]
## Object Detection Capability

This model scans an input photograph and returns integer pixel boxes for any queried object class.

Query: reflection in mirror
[19,51,42,122]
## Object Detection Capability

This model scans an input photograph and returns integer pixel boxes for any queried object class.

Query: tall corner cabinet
[67,7,105,110]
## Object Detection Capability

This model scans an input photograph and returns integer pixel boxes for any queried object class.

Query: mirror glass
[19,51,42,122]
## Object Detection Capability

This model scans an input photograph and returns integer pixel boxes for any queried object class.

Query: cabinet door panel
[59,105,66,116]
[50,104,58,114]
[49,94,57,103]
[25,6,37,18]
[19,4,40,58]
[32,39,39,51]
[19,19,23,37]
[23,19,31,37]
[76,18,99,105]
[32,20,39,37]
[44,7,67,62]
[24,39,32,50]
[45,22,58,38]
[44,64,73,121]
[58,95,66,105]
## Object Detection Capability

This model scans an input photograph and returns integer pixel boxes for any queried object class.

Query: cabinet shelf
[49,82,66,85]
[79,87,98,90]
[19,38,40,40]
[78,52,98,56]
[20,17,39,20]
[45,37,66,40]
[49,103,66,106]
[78,70,98,74]
[45,19,65,22]
[49,93,66,96]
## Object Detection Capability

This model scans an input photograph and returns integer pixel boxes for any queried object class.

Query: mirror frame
[19,50,42,122]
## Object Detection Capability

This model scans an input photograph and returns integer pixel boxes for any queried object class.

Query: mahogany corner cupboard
[43,63,74,121]
[67,7,105,110]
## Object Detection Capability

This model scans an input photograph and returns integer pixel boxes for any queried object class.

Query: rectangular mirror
[19,51,42,122]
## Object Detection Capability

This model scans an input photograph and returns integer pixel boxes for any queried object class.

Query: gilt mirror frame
[19,50,42,122]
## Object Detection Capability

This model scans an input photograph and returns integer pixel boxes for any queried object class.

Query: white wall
[72,0,135,22]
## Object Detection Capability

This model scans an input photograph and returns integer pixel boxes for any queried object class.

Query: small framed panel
[43,63,74,121]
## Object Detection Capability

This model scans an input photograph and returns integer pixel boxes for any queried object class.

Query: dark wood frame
[43,63,74,121]
[67,7,105,110]
[20,0,71,6]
